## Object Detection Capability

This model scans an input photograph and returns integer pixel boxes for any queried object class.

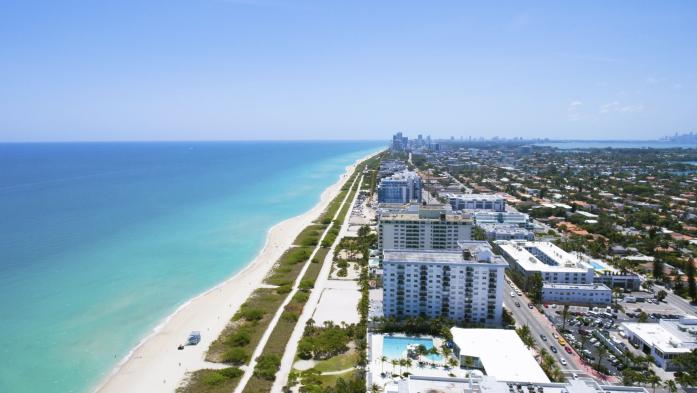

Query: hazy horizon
[1,1,696,142]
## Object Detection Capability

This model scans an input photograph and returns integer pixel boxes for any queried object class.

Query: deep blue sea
[0,141,384,393]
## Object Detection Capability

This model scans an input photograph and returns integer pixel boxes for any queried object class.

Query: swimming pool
[382,336,443,361]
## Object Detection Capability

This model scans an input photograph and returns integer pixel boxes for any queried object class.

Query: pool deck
[368,333,467,390]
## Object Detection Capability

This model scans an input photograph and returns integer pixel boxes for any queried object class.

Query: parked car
[565,346,572,354]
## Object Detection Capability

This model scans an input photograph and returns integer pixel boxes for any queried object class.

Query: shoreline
[93,152,377,393]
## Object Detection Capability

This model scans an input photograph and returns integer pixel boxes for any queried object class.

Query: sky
[1,0,696,142]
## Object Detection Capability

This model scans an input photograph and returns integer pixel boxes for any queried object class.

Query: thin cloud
[567,100,583,121]
[599,101,643,114]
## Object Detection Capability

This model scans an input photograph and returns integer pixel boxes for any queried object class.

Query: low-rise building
[472,211,531,228]
[542,283,612,305]
[622,317,697,370]
[479,223,533,241]
[593,271,642,291]
[389,375,648,393]
[377,170,422,204]
[496,241,595,285]
[450,327,549,383]
[382,242,507,325]
[447,193,506,212]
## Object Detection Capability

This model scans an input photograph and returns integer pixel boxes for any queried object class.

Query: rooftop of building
[496,241,593,274]
[390,375,648,393]
[383,241,506,265]
[450,328,550,384]
[378,203,473,222]
[542,283,611,291]
[380,170,421,182]
[446,193,505,201]
[621,318,697,354]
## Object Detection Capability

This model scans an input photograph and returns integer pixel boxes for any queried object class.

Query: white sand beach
[94,154,373,393]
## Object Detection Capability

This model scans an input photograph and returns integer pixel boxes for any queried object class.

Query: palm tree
[405,359,412,373]
[380,356,387,373]
[596,346,608,370]
[646,373,662,393]
[390,359,398,374]
[561,304,570,331]
[398,358,406,375]
[666,380,678,393]
[448,357,459,369]
[580,335,589,352]
[441,345,452,358]
[416,344,428,363]
[428,346,440,361]
[371,384,381,393]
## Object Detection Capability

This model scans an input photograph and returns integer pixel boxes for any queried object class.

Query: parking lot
[538,290,688,379]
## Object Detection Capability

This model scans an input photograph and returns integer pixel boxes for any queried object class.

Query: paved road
[445,171,471,193]
[654,284,697,317]
[502,280,613,382]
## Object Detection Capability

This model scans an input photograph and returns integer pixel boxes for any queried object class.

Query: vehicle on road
[564,346,572,354]
[540,334,547,341]
[515,301,521,307]
[558,337,567,346]
[550,346,558,353]
[511,291,516,297]
[528,303,534,309]
[560,358,567,366]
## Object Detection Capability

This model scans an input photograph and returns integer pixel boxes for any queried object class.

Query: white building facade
[382,242,507,325]
[622,317,697,370]
[496,241,595,285]
[378,204,473,252]
[447,193,506,212]
[542,283,612,305]
[377,170,422,204]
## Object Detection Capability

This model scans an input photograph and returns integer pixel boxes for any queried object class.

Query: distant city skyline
[1,1,696,142]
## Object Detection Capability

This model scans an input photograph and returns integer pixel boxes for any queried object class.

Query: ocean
[0,141,384,393]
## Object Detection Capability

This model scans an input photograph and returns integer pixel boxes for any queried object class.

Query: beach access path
[270,174,364,393]
[94,157,366,393]
[232,172,363,393]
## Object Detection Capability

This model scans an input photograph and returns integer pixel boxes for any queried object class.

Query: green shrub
[222,347,249,365]
[238,307,265,321]
[219,367,244,379]
[293,291,309,303]
[282,310,299,322]
[299,279,314,290]
[254,354,281,381]
[227,329,251,347]
[276,284,292,294]
[201,372,226,386]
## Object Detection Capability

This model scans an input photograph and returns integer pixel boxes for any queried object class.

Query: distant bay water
[0,141,384,393]
[535,140,697,149]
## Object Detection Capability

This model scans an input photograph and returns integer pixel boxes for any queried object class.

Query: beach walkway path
[270,174,364,393]
[232,172,363,393]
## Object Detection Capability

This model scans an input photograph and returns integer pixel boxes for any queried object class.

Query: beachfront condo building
[382,241,507,325]
[377,170,422,204]
[447,193,506,212]
[377,204,473,252]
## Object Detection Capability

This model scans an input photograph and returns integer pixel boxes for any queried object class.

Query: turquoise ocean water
[0,141,384,393]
